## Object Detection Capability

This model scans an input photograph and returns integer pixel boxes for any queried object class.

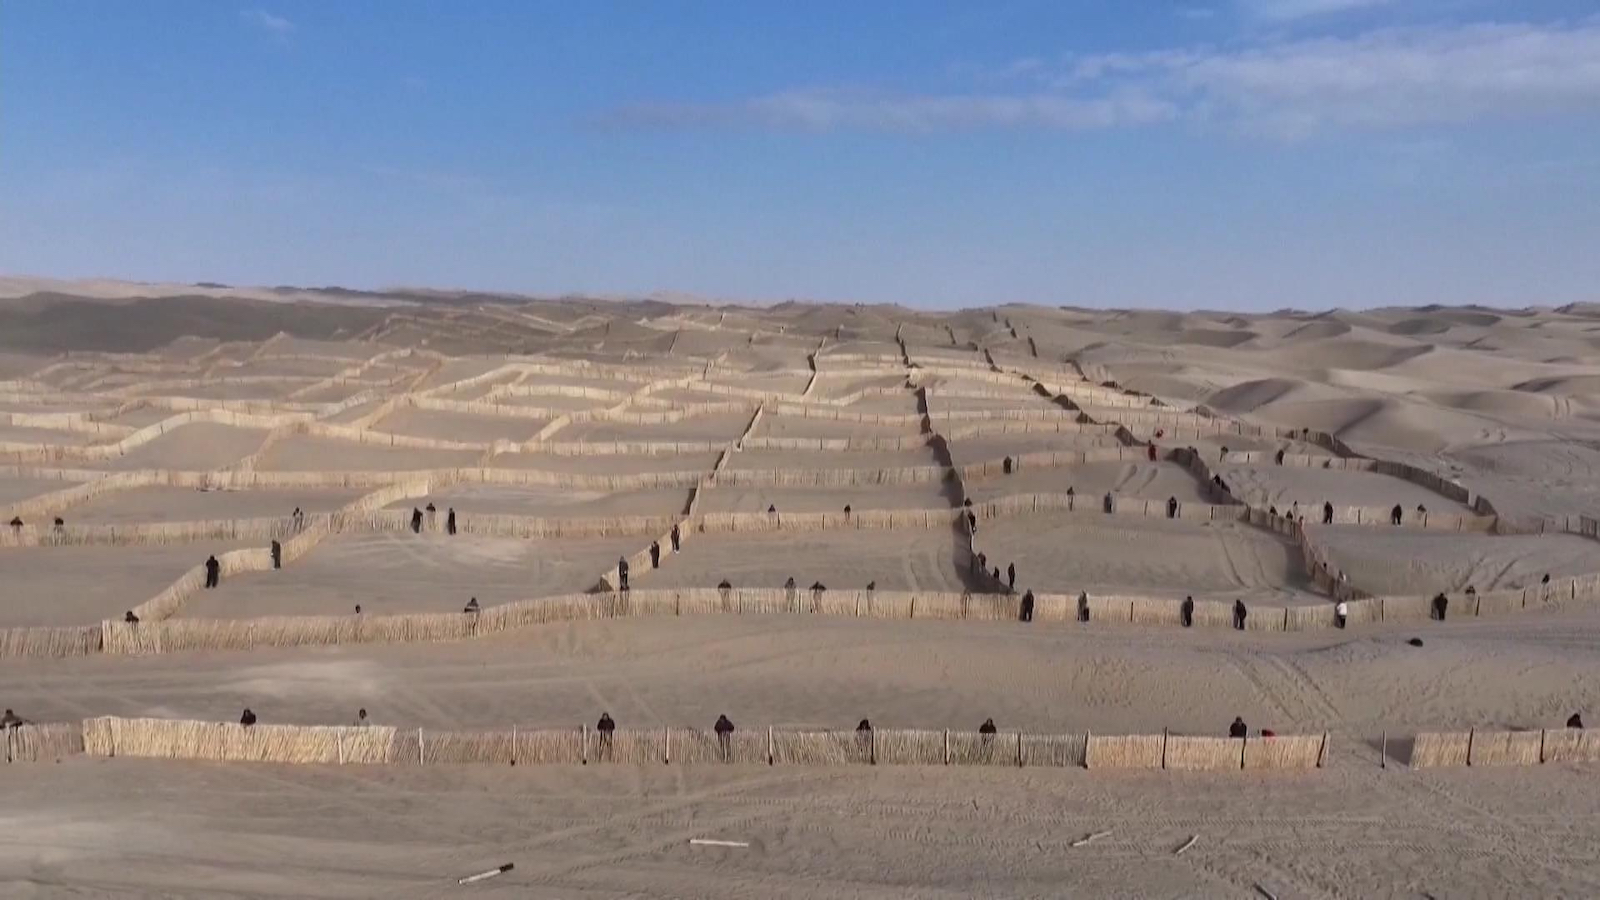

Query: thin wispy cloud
[604,19,1600,139]
[1238,0,1398,21]
[240,9,293,35]
[604,87,1178,133]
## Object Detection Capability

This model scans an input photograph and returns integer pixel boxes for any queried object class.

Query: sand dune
[3,286,1600,897]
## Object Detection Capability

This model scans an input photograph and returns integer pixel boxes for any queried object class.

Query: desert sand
[3,285,1600,896]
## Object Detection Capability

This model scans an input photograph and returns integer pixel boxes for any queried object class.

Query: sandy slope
[3,288,1600,896]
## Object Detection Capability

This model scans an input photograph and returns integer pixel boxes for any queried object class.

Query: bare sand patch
[67,485,364,524]
[982,513,1319,603]
[374,407,547,444]
[393,483,691,518]
[1315,528,1598,595]
[697,484,952,514]
[725,447,943,471]
[753,414,923,440]
[105,423,270,471]
[946,433,1125,466]
[488,452,722,475]
[181,531,644,618]
[706,372,812,396]
[0,424,100,446]
[1216,464,1472,512]
[642,527,972,593]
[0,540,261,626]
[0,476,69,505]
[258,436,479,471]
[963,460,1212,504]
[560,413,754,442]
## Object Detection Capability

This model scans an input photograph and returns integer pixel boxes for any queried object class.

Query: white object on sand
[1174,835,1198,856]
[690,839,751,848]
[1070,830,1112,848]
[457,863,514,885]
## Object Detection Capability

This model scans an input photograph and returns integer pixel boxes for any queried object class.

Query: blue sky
[3,0,1599,310]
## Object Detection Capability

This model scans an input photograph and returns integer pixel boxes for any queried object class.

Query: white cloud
[241,9,293,34]
[604,87,1179,133]
[603,19,1600,138]
[1239,0,1397,21]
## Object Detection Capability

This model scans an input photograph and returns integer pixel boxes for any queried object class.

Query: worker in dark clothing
[785,576,798,607]
[1542,573,1551,585]
[446,507,457,535]
[1,709,25,729]
[1228,717,1247,738]
[767,504,777,514]
[649,541,661,569]
[1077,590,1090,623]
[1416,504,1427,517]
[1275,448,1285,465]
[425,502,436,530]
[718,579,733,606]
[1432,592,1448,621]
[843,504,852,517]
[124,610,139,624]
[410,507,423,533]
[1220,445,1229,460]
[993,566,1002,582]
[1322,501,1334,525]
[463,597,480,614]
[1167,496,1179,519]
[855,718,873,760]
[1233,599,1248,630]
[1007,563,1016,591]
[1003,456,1014,475]
[810,582,826,609]
[270,540,282,570]
[354,604,362,615]
[596,712,616,759]
[1391,504,1403,526]
[978,718,998,746]
[1103,492,1114,514]
[240,708,257,728]
[967,510,978,534]
[1020,590,1035,623]
[1180,595,1194,628]
[1147,443,1157,462]
[866,580,875,593]
[1568,713,1585,729]
[713,714,735,760]
[671,523,681,553]
[204,554,221,589]
[8,516,21,529]
[1269,505,1278,518]
[616,557,630,591]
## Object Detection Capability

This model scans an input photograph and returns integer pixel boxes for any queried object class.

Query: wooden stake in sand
[1254,883,1278,900]
[1070,830,1111,848]
[457,863,513,885]
[1174,835,1199,856]
[689,839,750,848]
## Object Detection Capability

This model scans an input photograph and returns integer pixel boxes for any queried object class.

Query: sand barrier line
[6,717,1332,771]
